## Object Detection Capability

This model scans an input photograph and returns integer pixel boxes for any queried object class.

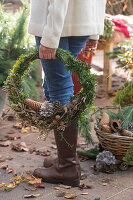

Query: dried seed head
[53,120,57,124]
[60,121,64,126]
[55,115,61,120]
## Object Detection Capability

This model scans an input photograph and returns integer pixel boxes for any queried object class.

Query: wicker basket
[95,124,133,160]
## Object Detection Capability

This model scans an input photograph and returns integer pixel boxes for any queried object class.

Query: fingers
[39,45,56,60]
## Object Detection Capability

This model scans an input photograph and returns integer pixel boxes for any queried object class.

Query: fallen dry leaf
[64,194,77,199]
[0,140,12,147]
[59,184,72,189]
[6,182,16,190]
[24,194,40,198]
[0,158,7,163]
[6,168,17,175]
[55,187,61,190]
[26,170,33,175]
[102,183,108,186]
[29,147,36,154]
[52,141,56,145]
[31,126,39,133]
[34,183,45,188]
[102,178,113,184]
[0,138,8,142]
[0,183,5,188]
[51,144,57,149]
[28,178,42,185]
[23,174,35,181]
[11,142,29,152]
[40,151,51,157]
[13,123,22,129]
[6,134,21,141]
[7,130,15,134]
[80,192,89,195]
[79,184,92,190]
[24,186,37,191]
[0,164,8,169]
[11,176,21,181]
[80,173,88,180]
[20,171,25,178]
[21,127,30,134]
[14,134,21,140]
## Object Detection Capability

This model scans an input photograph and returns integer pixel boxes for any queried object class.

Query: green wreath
[5,48,96,139]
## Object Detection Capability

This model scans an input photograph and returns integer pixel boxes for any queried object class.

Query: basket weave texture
[95,124,133,160]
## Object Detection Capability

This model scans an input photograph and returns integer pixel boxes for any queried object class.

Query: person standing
[28,0,107,186]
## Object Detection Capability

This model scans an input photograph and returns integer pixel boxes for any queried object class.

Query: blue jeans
[35,36,89,105]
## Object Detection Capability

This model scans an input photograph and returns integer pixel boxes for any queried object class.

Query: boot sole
[42,178,80,187]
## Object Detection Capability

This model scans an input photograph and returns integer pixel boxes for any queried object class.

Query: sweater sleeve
[40,0,69,48]
[89,35,99,40]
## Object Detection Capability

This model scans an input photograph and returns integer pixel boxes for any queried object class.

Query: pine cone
[102,125,112,133]
[111,120,121,132]
[24,99,42,111]
[53,101,64,113]
[99,112,110,128]
[40,101,54,118]
[96,150,116,167]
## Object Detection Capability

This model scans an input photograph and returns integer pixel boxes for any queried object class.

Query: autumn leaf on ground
[24,186,37,191]
[80,173,88,180]
[21,127,30,134]
[55,187,61,190]
[20,171,25,178]
[11,142,29,152]
[34,183,45,188]
[24,194,40,198]
[80,192,89,195]
[5,182,16,190]
[0,183,5,188]
[35,150,51,156]
[13,123,22,129]
[7,129,15,134]
[59,184,72,189]
[31,126,39,133]
[51,144,57,149]
[0,137,8,142]
[28,178,42,185]
[0,164,8,169]
[102,183,107,186]
[79,184,92,190]
[0,140,12,147]
[5,134,21,141]
[11,176,22,181]
[29,147,36,154]
[64,194,77,199]
[6,168,17,175]
[23,174,35,182]
[40,151,51,157]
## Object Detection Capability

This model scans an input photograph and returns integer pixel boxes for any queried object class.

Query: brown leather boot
[43,155,80,171]
[33,121,80,187]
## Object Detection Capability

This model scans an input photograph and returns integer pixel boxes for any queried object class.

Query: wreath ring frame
[5,48,96,138]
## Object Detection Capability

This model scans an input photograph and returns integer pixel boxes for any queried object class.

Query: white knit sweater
[28,0,107,48]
